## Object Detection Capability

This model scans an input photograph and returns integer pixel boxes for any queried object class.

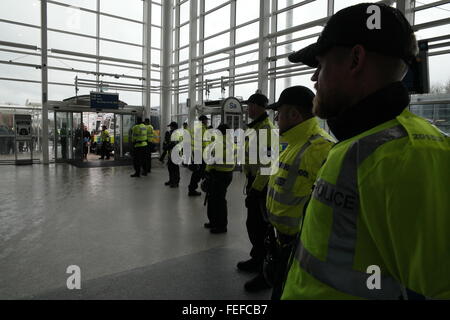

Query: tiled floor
[0,161,270,300]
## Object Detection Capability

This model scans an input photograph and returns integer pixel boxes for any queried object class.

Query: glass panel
[99,40,142,62]
[122,114,135,158]
[55,112,70,161]
[100,15,143,45]
[0,112,15,162]
[48,30,96,55]
[205,0,229,12]
[180,1,190,25]
[0,0,40,25]
[100,0,143,21]
[71,112,83,161]
[48,2,97,37]
[334,0,380,13]
[55,0,97,11]
[152,4,162,26]
[236,0,259,25]
[204,4,230,38]
[114,114,122,158]
[0,22,40,46]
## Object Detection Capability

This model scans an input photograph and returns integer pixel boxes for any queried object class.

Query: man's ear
[289,106,302,122]
[350,45,366,74]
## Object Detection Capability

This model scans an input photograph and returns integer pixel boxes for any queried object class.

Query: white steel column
[174,1,180,123]
[197,0,205,105]
[96,0,100,90]
[161,0,173,139]
[258,0,270,95]
[143,0,152,117]
[268,0,277,107]
[41,0,49,164]
[397,0,415,26]
[188,0,198,125]
[284,0,293,88]
[327,0,334,17]
[229,0,236,97]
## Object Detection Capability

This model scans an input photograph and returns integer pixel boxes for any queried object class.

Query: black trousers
[167,156,180,184]
[188,162,206,192]
[207,171,233,229]
[271,238,296,300]
[143,144,152,172]
[133,146,147,176]
[245,175,271,265]
[100,143,110,159]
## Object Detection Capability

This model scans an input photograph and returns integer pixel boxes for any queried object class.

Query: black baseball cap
[245,93,269,108]
[268,86,315,111]
[288,3,417,67]
[168,121,178,128]
[198,115,208,121]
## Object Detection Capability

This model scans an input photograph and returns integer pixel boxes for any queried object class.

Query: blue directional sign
[90,92,119,109]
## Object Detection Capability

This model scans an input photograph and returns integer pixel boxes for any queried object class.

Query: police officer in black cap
[236,92,277,292]
[188,115,209,196]
[164,121,180,188]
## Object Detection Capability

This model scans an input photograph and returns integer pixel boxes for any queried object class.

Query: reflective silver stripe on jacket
[296,239,403,299]
[267,209,303,229]
[268,134,321,207]
[299,125,408,299]
[279,162,290,170]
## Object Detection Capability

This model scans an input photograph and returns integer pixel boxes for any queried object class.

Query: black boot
[244,273,271,292]
[236,258,261,273]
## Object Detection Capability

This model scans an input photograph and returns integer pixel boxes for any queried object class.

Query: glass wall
[0,1,449,161]
[170,0,450,129]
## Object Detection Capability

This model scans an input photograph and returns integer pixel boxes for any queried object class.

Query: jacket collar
[247,112,268,128]
[327,82,410,141]
[282,117,319,146]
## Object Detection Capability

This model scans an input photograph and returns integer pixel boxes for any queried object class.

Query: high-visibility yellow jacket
[282,109,450,300]
[206,134,236,173]
[266,117,335,236]
[101,130,110,143]
[131,124,148,148]
[244,113,276,191]
[145,124,155,143]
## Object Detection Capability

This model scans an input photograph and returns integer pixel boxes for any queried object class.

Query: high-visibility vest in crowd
[266,117,335,236]
[146,124,155,143]
[282,109,450,300]
[131,123,148,148]
[101,130,110,143]
[206,134,236,173]
[243,113,276,191]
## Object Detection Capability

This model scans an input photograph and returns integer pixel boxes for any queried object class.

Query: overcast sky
[0,0,449,106]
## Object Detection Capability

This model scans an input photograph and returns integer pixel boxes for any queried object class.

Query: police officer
[165,121,181,188]
[265,86,335,299]
[203,123,235,234]
[144,118,155,173]
[99,125,111,160]
[282,3,450,299]
[237,93,276,292]
[130,117,148,177]
[188,115,209,196]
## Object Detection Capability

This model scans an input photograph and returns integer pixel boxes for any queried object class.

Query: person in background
[165,121,181,187]
[237,93,276,293]
[282,3,450,299]
[144,118,155,173]
[99,125,111,160]
[130,117,148,177]
[203,123,235,234]
[265,86,335,299]
[188,115,209,196]
[82,125,91,160]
